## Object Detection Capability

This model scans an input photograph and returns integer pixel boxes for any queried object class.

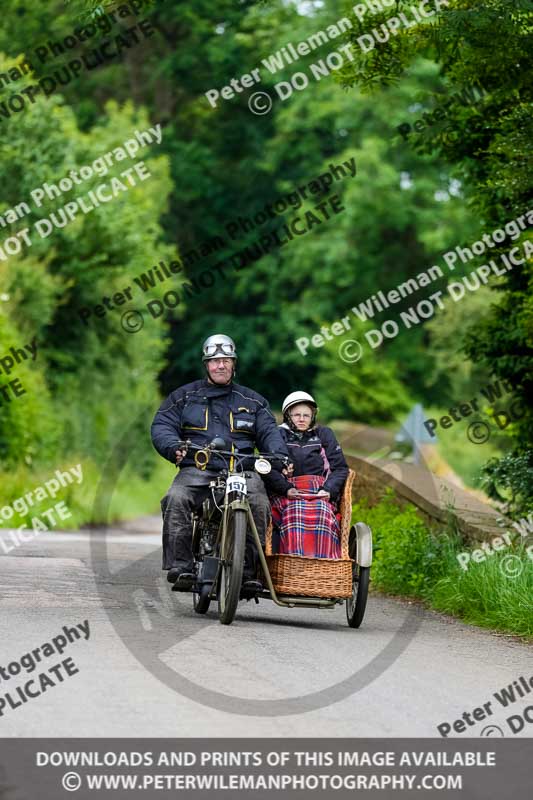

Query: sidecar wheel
[346,563,370,628]
[193,583,211,614]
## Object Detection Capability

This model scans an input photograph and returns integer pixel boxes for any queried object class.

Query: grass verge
[352,489,533,639]
[0,457,171,533]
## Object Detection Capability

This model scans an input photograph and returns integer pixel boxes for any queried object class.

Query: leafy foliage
[0,65,176,479]
[352,490,449,596]
[339,0,532,510]
[0,0,529,518]
[480,450,533,517]
[313,330,412,423]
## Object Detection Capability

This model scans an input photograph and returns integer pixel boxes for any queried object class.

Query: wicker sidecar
[260,470,373,628]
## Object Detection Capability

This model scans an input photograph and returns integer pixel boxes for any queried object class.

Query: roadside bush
[352,490,533,638]
[351,489,452,596]
[481,450,533,518]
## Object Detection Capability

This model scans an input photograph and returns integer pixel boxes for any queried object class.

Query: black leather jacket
[151,379,288,470]
[264,424,349,501]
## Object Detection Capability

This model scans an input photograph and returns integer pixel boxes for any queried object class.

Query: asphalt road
[1,521,531,738]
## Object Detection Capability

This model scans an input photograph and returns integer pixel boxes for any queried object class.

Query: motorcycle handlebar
[176,439,289,466]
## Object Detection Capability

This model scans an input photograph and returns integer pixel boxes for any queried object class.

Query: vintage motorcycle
[174,438,372,627]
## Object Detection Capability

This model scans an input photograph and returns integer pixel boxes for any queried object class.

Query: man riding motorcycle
[150,334,289,593]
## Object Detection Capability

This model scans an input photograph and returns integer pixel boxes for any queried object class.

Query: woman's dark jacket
[264,424,349,501]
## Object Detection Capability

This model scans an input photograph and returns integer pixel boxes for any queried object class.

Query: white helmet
[282,391,318,430]
[282,391,317,415]
[202,334,237,362]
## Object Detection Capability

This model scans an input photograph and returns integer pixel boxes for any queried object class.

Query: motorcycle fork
[215,496,296,606]
[205,495,245,598]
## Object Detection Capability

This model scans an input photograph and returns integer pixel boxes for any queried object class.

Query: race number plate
[225,475,247,495]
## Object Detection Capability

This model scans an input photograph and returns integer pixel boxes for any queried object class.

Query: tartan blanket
[271,475,341,559]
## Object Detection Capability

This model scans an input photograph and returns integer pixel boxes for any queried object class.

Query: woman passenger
[265,391,349,558]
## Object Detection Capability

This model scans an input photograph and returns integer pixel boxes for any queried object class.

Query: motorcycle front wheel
[218,509,247,625]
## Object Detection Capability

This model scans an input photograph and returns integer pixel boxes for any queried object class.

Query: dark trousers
[161,467,271,575]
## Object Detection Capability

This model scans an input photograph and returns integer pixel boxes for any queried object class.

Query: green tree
[338,0,533,506]
[313,328,412,423]
[0,67,177,471]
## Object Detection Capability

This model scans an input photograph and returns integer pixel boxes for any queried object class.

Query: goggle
[204,342,236,358]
